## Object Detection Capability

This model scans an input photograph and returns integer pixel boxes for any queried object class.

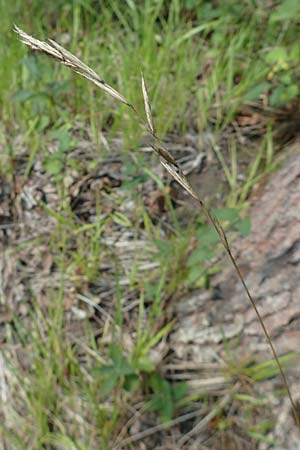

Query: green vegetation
[1,0,300,448]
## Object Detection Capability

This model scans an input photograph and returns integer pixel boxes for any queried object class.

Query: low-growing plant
[146,372,188,422]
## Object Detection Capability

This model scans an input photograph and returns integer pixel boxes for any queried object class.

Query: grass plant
[14,22,300,428]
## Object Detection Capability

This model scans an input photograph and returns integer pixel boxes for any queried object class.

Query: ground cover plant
[1,1,300,449]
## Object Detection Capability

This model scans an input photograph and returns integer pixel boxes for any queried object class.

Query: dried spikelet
[141,73,155,134]
[14,25,62,59]
[14,25,132,108]
[160,160,198,200]
[152,143,177,166]
[142,74,180,166]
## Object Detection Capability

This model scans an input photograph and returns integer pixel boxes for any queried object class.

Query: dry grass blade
[13,25,132,108]
[141,73,155,134]
[178,383,241,447]
[15,25,300,428]
[114,407,207,448]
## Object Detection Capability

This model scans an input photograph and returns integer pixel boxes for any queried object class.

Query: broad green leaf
[110,346,135,376]
[279,73,292,86]
[148,373,174,422]
[270,85,298,106]
[100,374,119,396]
[23,55,40,79]
[187,246,214,266]
[133,355,155,373]
[197,224,219,245]
[235,217,251,237]
[265,47,287,64]
[149,373,165,391]
[13,88,36,102]
[270,0,300,22]
[124,374,140,392]
[38,115,50,131]
[172,382,188,402]
[185,265,207,287]
[212,207,240,223]
[110,344,123,364]
[44,155,64,175]
[48,129,72,152]
[160,396,174,422]
[96,365,115,376]
[285,84,298,99]
[244,82,270,101]
[46,80,70,97]
[290,43,300,62]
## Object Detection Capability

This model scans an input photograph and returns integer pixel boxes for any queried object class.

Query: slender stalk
[226,245,299,425]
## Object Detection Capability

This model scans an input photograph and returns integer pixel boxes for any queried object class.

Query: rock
[170,145,300,448]
[172,146,300,359]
